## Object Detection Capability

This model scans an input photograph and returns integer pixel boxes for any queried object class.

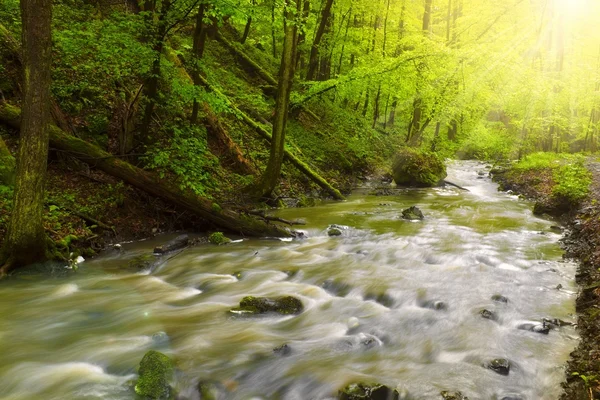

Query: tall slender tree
[256,0,300,198]
[0,0,53,274]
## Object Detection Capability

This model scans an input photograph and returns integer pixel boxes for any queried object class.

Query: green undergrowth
[513,153,591,203]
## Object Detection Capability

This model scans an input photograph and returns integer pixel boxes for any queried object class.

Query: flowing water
[0,161,579,400]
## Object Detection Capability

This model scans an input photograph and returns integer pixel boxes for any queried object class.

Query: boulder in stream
[230,296,304,315]
[440,391,469,400]
[401,206,425,221]
[391,148,447,187]
[135,350,174,399]
[154,234,189,254]
[328,228,343,236]
[338,382,400,400]
[208,232,232,245]
[485,358,511,376]
[419,300,447,311]
[127,254,159,271]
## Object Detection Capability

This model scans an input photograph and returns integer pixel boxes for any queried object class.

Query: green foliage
[208,232,231,245]
[456,123,514,161]
[144,124,218,198]
[513,152,591,203]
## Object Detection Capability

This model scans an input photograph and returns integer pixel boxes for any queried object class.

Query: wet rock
[480,309,498,321]
[208,232,232,245]
[127,254,158,271]
[491,294,509,303]
[273,344,292,356]
[338,382,400,400]
[328,228,343,236]
[151,331,170,347]
[440,391,468,400]
[154,235,189,254]
[365,292,394,307]
[419,300,447,311]
[485,358,510,376]
[517,322,550,334]
[229,296,304,315]
[499,396,524,400]
[401,206,425,221]
[478,171,486,176]
[135,350,174,399]
[543,318,574,328]
[322,279,352,297]
[197,381,223,400]
[550,225,564,233]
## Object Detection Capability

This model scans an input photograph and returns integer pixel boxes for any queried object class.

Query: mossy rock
[230,295,304,315]
[128,254,157,271]
[401,206,424,220]
[208,232,232,245]
[328,228,343,236]
[338,382,400,400]
[134,350,173,399]
[392,148,446,187]
[440,391,469,400]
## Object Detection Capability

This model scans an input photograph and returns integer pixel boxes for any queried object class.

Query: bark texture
[0,0,53,273]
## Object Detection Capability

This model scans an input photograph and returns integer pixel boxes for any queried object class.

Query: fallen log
[195,74,346,201]
[154,234,189,254]
[163,46,344,200]
[0,102,291,238]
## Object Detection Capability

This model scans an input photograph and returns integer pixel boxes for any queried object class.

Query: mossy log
[214,31,321,122]
[163,47,257,176]
[196,74,345,200]
[0,102,291,237]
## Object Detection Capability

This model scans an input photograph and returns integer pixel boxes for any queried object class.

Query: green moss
[392,148,446,187]
[210,202,222,213]
[208,232,232,245]
[230,295,304,315]
[338,383,400,400]
[134,350,173,400]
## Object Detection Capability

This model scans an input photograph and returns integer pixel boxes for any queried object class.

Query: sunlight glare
[555,0,587,16]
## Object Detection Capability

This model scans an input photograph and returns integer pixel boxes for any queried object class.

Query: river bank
[492,158,600,399]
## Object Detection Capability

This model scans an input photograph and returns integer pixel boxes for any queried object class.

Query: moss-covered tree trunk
[0,0,52,274]
[190,2,208,124]
[256,0,299,198]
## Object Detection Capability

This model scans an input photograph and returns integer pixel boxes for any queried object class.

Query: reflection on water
[0,161,577,399]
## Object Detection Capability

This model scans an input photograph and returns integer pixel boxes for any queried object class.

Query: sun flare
[555,0,587,16]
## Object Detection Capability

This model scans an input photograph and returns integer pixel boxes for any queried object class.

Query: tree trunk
[190,3,209,124]
[0,0,52,274]
[140,0,172,139]
[372,84,381,128]
[256,0,299,198]
[423,0,433,32]
[0,103,291,238]
[271,0,277,58]
[296,0,310,68]
[388,99,397,127]
[306,0,334,81]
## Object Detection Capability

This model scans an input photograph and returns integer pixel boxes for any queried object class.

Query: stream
[0,161,579,400]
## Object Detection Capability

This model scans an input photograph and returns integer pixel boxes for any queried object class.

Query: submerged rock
[485,358,510,376]
[322,279,352,297]
[491,294,509,303]
[338,382,399,400]
[135,350,174,399]
[127,254,158,271]
[197,381,223,400]
[365,292,394,307]
[230,296,304,315]
[401,206,425,221]
[440,391,469,400]
[419,300,447,311]
[480,309,498,321]
[273,344,292,356]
